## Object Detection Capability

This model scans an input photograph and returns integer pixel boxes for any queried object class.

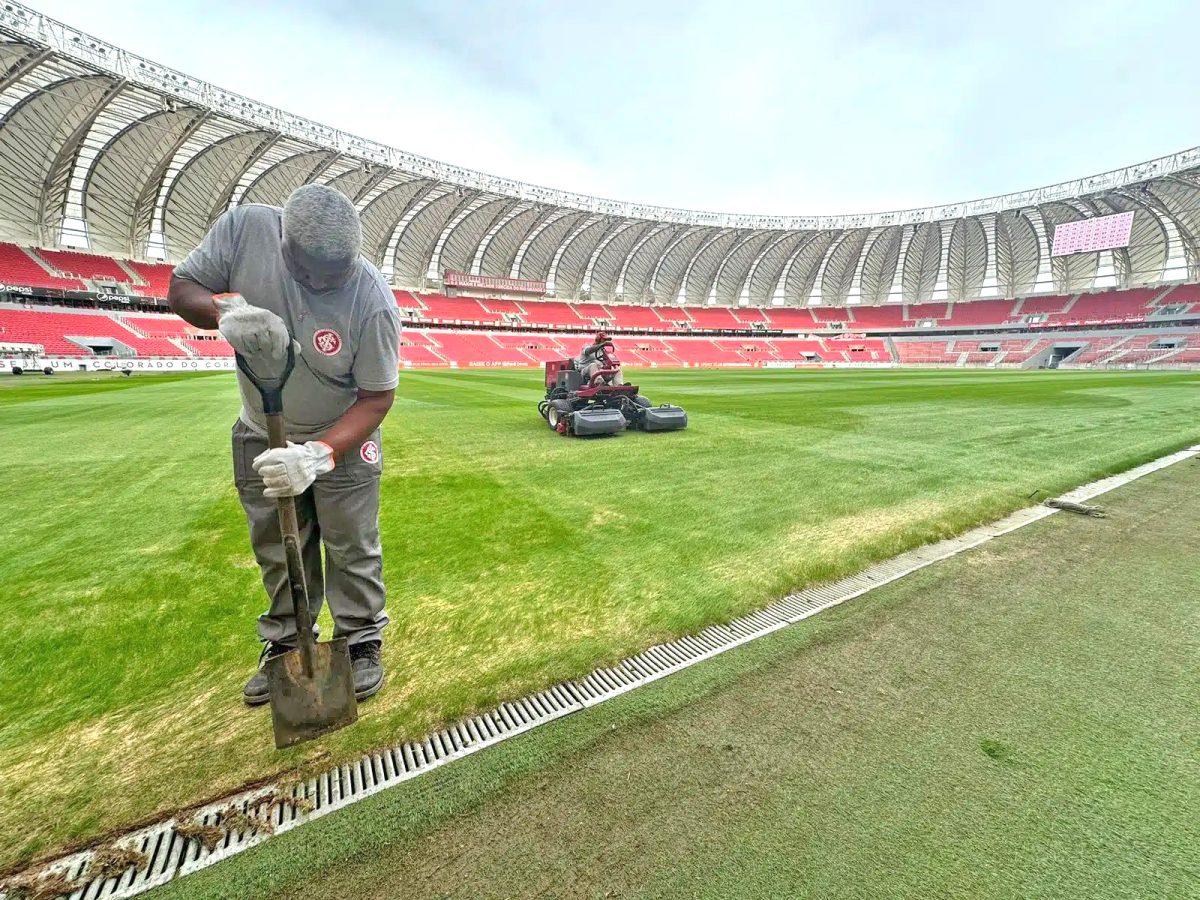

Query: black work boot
[243,642,293,706]
[349,640,385,701]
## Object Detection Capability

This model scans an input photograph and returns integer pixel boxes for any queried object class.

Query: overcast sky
[32,0,1200,215]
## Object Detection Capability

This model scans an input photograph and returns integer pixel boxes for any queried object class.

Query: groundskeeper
[575,331,622,385]
[167,185,400,705]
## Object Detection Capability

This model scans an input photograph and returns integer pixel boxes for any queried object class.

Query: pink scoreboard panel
[1051,211,1134,257]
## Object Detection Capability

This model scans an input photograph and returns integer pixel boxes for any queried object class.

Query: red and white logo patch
[360,440,380,464]
[313,329,342,356]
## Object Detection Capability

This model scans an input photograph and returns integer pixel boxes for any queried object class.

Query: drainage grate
[5,445,1196,900]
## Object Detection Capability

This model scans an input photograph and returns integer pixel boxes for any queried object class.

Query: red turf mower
[538,338,688,436]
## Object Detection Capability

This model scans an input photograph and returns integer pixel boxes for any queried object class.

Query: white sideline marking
[6,444,1198,900]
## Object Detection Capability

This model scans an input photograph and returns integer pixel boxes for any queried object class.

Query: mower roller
[236,346,358,750]
[538,338,688,437]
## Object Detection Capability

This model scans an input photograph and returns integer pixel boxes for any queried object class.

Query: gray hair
[282,184,362,264]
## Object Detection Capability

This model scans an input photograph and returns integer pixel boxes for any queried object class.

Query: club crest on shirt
[360,440,380,464]
[313,328,342,356]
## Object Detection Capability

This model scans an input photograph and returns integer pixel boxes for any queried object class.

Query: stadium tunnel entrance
[1046,344,1085,368]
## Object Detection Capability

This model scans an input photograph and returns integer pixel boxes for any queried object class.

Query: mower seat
[556,368,585,392]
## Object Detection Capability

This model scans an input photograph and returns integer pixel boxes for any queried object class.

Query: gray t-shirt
[174,204,401,440]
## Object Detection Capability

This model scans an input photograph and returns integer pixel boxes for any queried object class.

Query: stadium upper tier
[2,3,1200,308]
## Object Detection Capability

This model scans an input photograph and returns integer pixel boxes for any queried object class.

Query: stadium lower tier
[5,241,1200,334]
[4,306,1200,369]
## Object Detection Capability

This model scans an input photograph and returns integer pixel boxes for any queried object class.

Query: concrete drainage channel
[6,445,1198,900]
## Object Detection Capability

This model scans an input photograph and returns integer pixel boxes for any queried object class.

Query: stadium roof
[2,2,1200,305]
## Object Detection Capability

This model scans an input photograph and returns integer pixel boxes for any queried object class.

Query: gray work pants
[232,420,389,647]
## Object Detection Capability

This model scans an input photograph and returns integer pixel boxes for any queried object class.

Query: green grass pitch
[154,456,1200,900]
[1,366,1198,871]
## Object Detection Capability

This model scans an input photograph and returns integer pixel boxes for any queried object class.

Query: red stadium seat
[810,306,851,323]
[906,303,948,322]
[664,339,746,365]
[731,308,768,324]
[0,243,85,291]
[944,300,1018,326]
[605,305,667,331]
[687,307,740,330]
[849,304,906,329]
[1049,289,1157,325]
[480,298,524,315]
[182,338,234,357]
[37,249,135,283]
[124,261,176,298]
[763,308,816,330]
[121,314,202,337]
[1016,294,1073,315]
[518,300,585,328]
[417,294,503,324]
[574,303,613,325]
[0,308,186,356]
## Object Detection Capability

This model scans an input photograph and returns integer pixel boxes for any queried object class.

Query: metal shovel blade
[266,638,358,749]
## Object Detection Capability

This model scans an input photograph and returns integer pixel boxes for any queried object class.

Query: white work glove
[252,441,335,498]
[216,295,292,370]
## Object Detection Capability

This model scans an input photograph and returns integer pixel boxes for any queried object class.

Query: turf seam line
[6,444,1197,900]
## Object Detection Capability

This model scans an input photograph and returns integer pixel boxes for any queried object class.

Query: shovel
[236,346,358,749]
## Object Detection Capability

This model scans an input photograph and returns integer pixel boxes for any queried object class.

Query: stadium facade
[3,2,1200,309]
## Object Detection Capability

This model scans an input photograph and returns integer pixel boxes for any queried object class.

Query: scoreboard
[1051,211,1134,257]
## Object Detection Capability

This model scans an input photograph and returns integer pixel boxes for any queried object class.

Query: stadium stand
[393,290,425,315]
[655,307,693,329]
[605,304,667,331]
[0,307,185,356]
[1167,332,1200,364]
[1106,334,1181,365]
[664,339,747,365]
[0,243,85,291]
[1061,335,1131,365]
[399,332,448,366]
[1048,289,1156,325]
[518,300,585,329]
[688,307,741,330]
[573,303,613,326]
[732,308,768,325]
[998,339,1052,365]
[480,298,524,316]
[944,300,1018,327]
[893,340,959,365]
[849,304,906,330]
[715,339,781,363]
[36,249,134,283]
[3,300,1200,370]
[1158,283,1200,311]
[184,338,234,357]
[769,338,831,362]
[124,261,175,298]
[623,338,681,366]
[906,302,949,323]
[829,338,891,362]
[416,294,503,324]
[810,306,851,323]
[121,314,198,337]
[492,333,573,363]
[1015,294,1073,315]
[429,331,533,366]
[764,308,817,329]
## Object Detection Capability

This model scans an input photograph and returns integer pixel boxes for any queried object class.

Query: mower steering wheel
[597,341,617,369]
